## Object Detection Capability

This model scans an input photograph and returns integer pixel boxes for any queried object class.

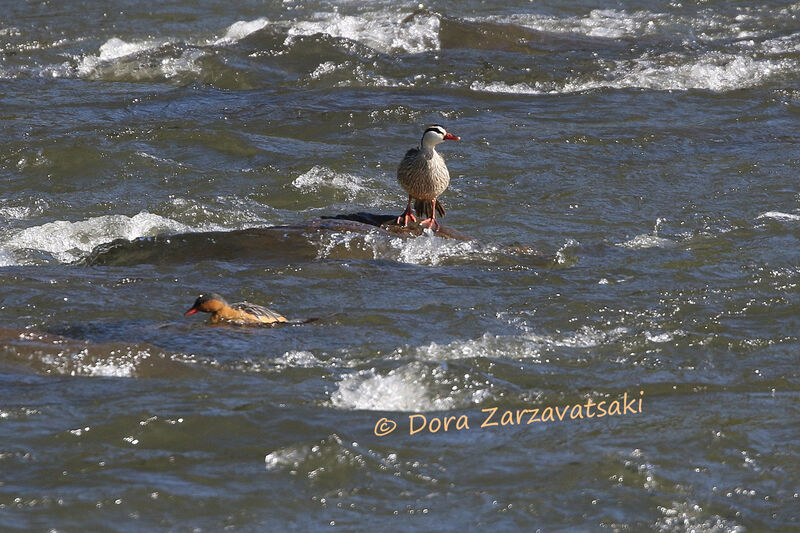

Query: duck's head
[421,124,460,149]
[185,293,228,316]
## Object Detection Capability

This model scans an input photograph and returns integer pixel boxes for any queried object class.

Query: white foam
[309,61,339,79]
[291,165,378,202]
[98,37,155,61]
[264,446,310,472]
[587,53,792,92]
[0,206,33,220]
[38,348,148,378]
[82,360,137,377]
[618,234,676,249]
[469,80,545,95]
[757,211,800,221]
[410,324,631,361]
[388,232,489,265]
[645,331,675,343]
[272,350,324,368]
[1,212,190,264]
[286,11,440,54]
[311,229,499,266]
[412,333,531,361]
[77,37,163,77]
[548,326,630,348]
[760,32,800,54]
[497,9,675,40]
[406,327,630,363]
[159,49,205,78]
[330,364,455,412]
[214,18,270,45]
[74,37,205,81]
[471,52,793,94]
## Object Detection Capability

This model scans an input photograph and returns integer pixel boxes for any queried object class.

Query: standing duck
[184,293,288,325]
[396,124,460,231]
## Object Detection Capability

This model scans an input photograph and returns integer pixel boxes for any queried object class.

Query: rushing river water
[2,0,799,530]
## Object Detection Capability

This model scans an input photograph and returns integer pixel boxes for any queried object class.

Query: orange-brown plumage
[184,293,287,325]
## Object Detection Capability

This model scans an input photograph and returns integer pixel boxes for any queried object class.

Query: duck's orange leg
[396,195,417,227]
[419,198,441,232]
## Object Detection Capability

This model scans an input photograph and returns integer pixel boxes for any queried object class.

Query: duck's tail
[414,199,446,219]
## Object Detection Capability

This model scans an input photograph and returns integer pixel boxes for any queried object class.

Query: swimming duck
[184,293,288,325]
[396,124,460,232]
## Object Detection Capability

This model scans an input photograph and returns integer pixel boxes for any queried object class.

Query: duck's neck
[419,144,437,157]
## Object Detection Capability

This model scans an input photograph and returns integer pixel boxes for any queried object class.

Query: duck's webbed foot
[397,210,417,227]
[418,198,441,232]
[396,195,417,227]
[419,217,440,232]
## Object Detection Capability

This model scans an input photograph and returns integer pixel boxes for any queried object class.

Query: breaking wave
[0,212,190,265]
[471,52,794,94]
[757,211,800,222]
[285,10,440,54]
[213,17,270,44]
[4,4,796,95]
[290,165,391,205]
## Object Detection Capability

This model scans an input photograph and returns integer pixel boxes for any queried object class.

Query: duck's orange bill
[184,308,199,316]
[444,133,460,141]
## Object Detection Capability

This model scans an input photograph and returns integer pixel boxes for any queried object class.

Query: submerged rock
[80,213,548,267]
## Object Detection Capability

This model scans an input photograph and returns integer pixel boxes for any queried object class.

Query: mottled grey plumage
[230,301,285,322]
[397,145,450,201]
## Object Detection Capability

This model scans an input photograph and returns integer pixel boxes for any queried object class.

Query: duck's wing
[398,147,427,175]
[231,301,286,322]
[402,147,420,160]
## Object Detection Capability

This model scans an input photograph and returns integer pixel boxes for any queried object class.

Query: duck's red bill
[444,133,460,141]
[184,308,199,316]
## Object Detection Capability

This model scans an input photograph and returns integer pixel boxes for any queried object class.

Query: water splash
[618,219,677,249]
[330,364,455,412]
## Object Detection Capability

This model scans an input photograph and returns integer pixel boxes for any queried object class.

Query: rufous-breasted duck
[184,293,288,325]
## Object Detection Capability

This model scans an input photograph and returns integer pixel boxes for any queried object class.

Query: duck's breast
[397,148,450,200]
